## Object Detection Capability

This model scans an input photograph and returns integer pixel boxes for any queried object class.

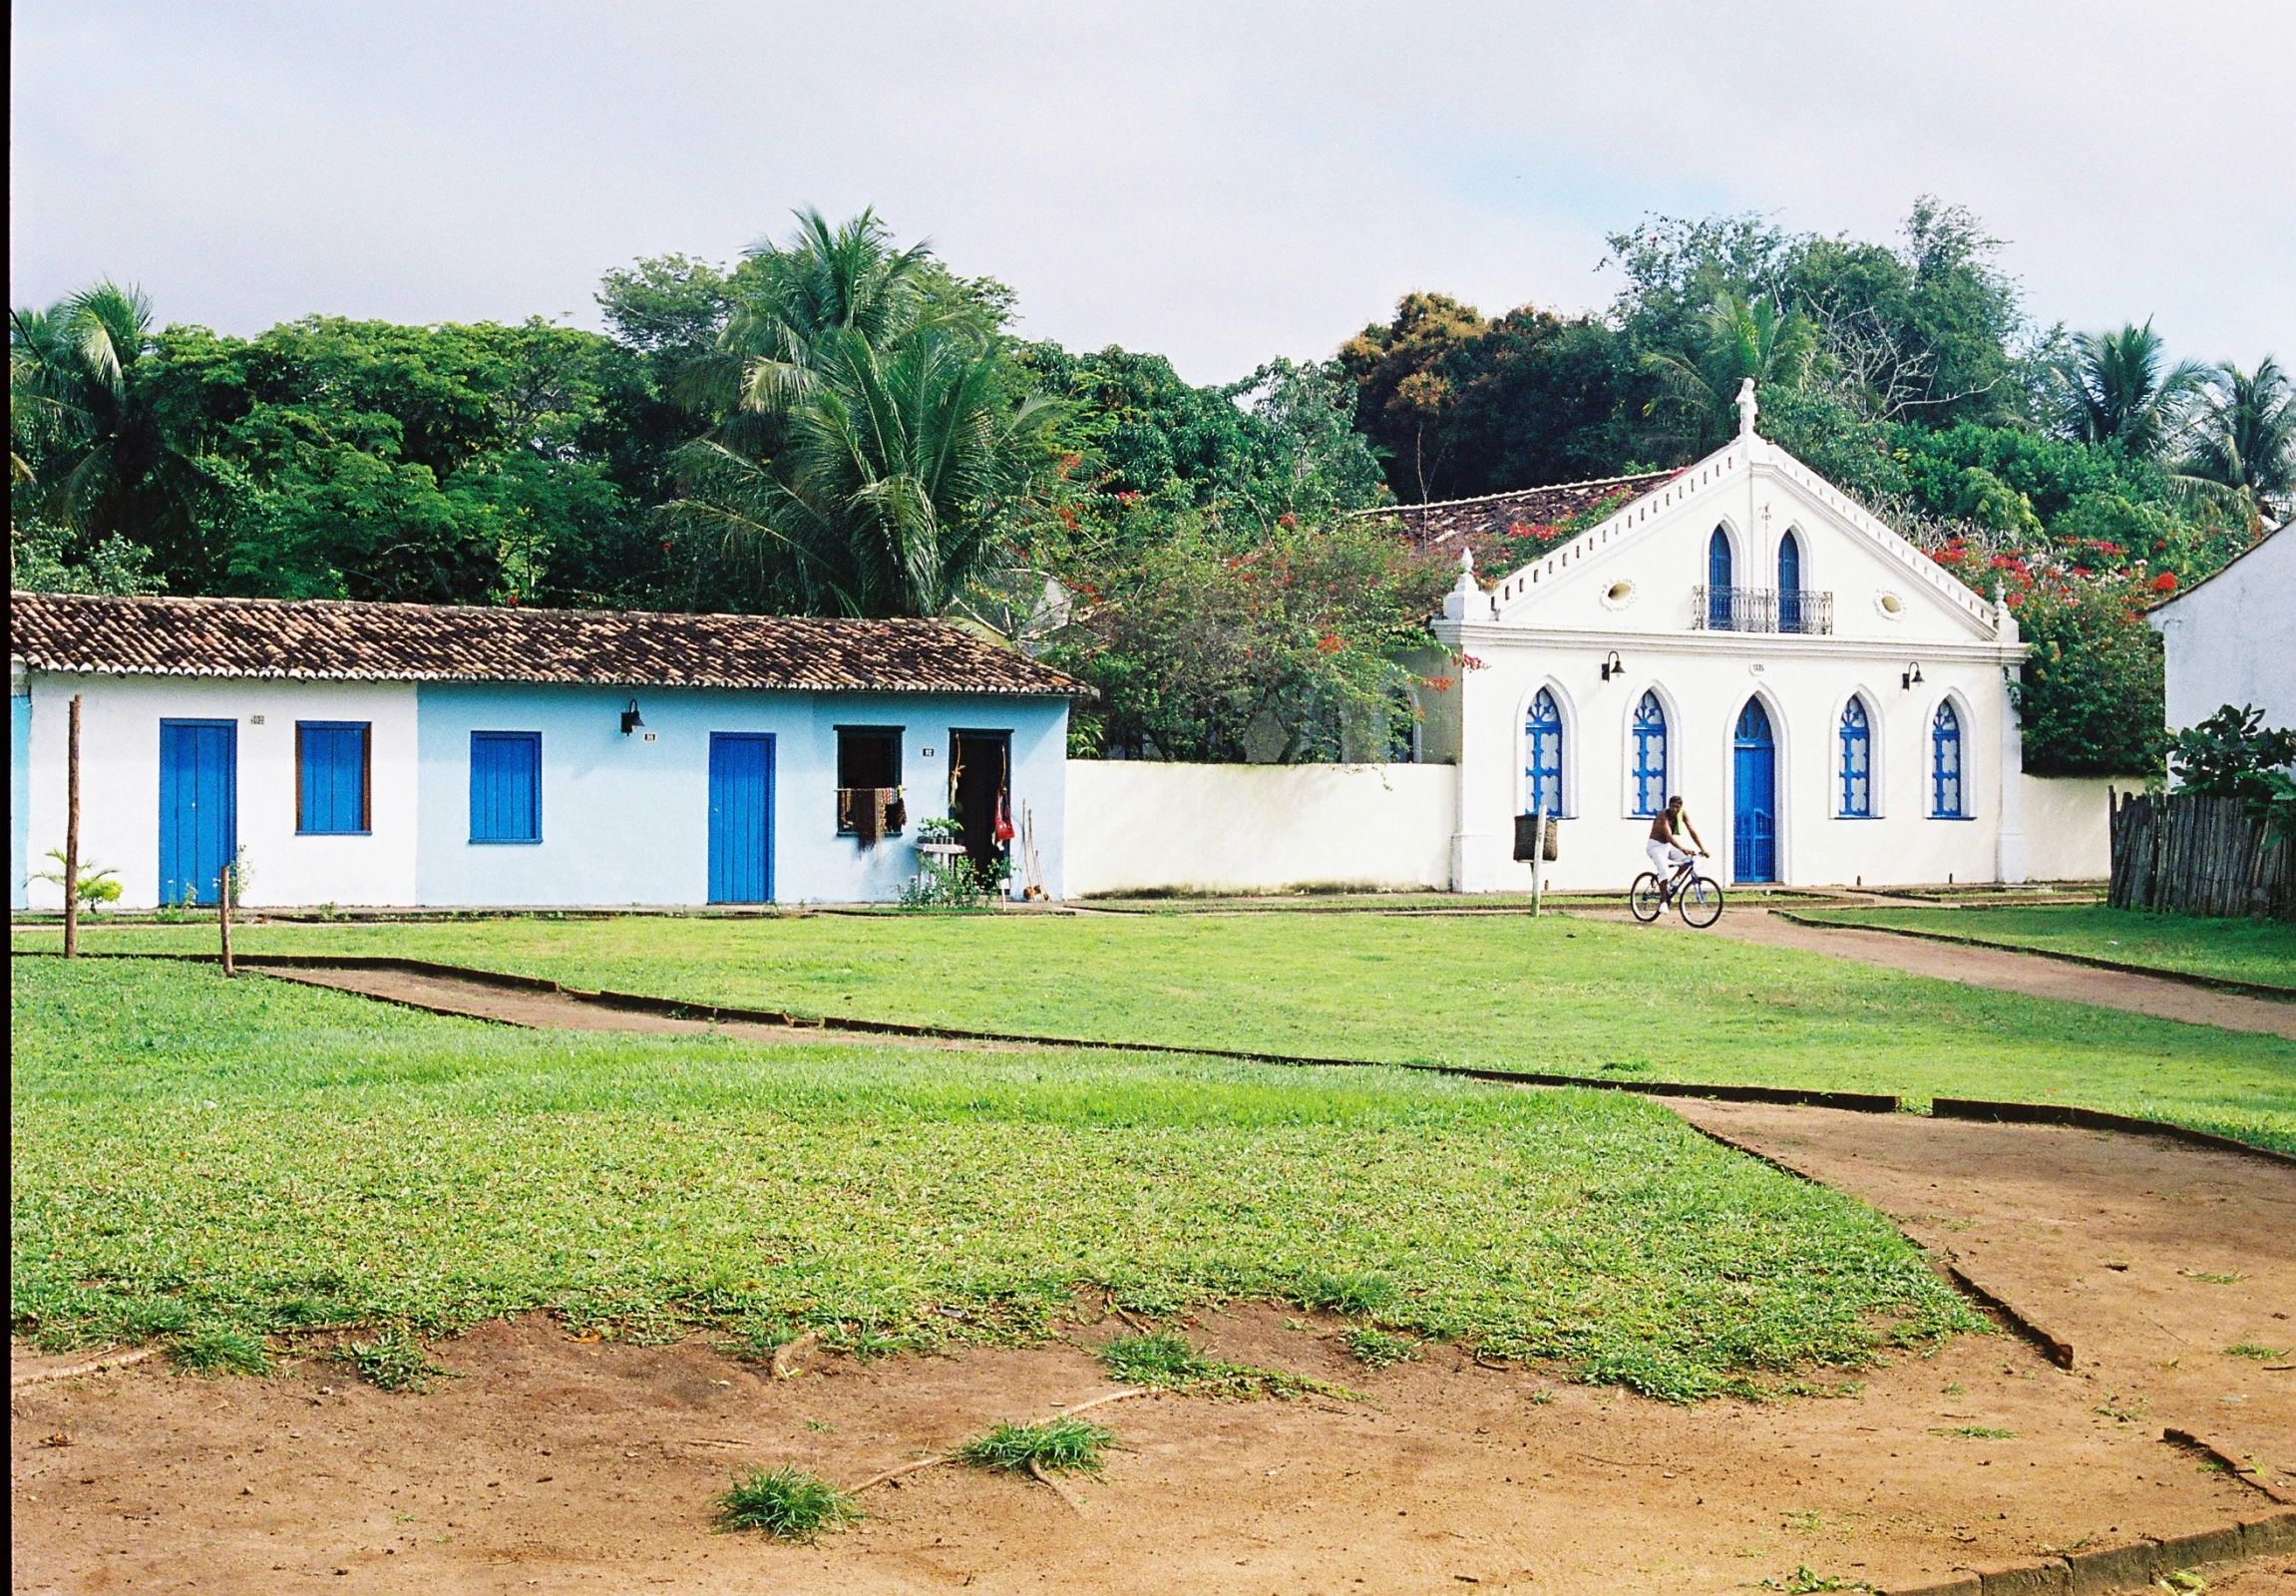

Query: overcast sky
[11,1,2292,385]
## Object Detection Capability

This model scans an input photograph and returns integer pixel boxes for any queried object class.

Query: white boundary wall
[1064,761,2112,895]
[1065,762,1455,896]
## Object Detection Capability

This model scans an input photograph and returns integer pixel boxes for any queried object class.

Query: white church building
[1414,384,2031,893]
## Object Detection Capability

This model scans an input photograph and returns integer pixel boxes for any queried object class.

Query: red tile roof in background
[1364,471,1677,552]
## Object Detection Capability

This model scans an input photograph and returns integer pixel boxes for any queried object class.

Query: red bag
[994,792,1015,844]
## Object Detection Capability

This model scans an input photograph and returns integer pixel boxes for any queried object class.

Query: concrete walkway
[1575,907,2296,1038]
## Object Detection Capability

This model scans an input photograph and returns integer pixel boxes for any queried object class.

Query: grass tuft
[1303,1271,1395,1316]
[1927,1425,2017,1439]
[713,1465,860,1541]
[335,1328,453,1392]
[168,1324,272,1377]
[2221,1344,2289,1361]
[1340,1326,1419,1369]
[954,1416,1114,1476]
[1098,1330,1357,1400]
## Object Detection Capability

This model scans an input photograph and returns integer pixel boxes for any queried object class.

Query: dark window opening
[837,726,905,840]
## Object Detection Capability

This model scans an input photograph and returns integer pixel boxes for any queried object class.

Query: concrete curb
[1772,911,2296,1001]
[1876,1507,2295,1593]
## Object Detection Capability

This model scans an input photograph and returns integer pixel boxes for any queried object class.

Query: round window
[1601,579,1637,610]
[1876,591,1906,619]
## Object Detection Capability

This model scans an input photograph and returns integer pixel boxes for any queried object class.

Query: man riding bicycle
[1646,796,1709,897]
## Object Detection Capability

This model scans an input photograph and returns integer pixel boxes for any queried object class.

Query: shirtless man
[1646,796,1709,895]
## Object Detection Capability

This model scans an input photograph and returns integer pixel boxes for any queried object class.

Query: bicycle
[1630,852,1723,928]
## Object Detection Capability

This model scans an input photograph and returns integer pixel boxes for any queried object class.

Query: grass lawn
[1788,905,2296,991]
[10,958,1978,1400]
[19,911,2296,1153]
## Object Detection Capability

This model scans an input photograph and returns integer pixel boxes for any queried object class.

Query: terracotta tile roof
[9,591,1083,697]
[1363,471,1679,551]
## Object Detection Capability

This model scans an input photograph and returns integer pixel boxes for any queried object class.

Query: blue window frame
[470,731,542,843]
[296,721,370,835]
[1630,690,1668,816]
[1524,688,1563,815]
[1931,701,1964,818]
[1707,528,1733,627]
[1778,530,1804,632]
[1838,698,1872,817]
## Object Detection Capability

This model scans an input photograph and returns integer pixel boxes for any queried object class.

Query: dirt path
[1575,908,2296,1036]
[16,1305,2295,1596]
[1673,1098,2296,1507]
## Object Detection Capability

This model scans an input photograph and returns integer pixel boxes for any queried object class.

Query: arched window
[1707,528,1733,628]
[1631,691,1668,817]
[1524,689,1564,816]
[1778,530,1804,632]
[1838,697,1872,817]
[1931,700,1964,818]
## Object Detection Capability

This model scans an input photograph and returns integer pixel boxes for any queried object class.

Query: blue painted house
[11,592,1078,910]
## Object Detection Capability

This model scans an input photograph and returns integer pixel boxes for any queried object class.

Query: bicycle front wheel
[1678,876,1723,928]
[1629,872,1666,923]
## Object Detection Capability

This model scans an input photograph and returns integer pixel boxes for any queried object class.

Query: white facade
[1423,400,2029,892]
[2145,524,2292,733]
[1065,761,1454,896]
[16,673,420,911]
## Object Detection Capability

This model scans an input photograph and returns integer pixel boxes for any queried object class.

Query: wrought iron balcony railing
[1691,586,1833,634]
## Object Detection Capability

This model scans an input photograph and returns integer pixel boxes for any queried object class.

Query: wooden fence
[2108,789,2295,920]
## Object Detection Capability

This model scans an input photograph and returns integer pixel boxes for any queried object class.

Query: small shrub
[335,1328,451,1393]
[1340,1327,1418,1369]
[954,1416,1113,1477]
[170,1324,272,1377]
[713,1466,860,1541]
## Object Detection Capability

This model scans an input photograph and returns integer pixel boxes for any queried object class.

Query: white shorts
[1647,840,1691,874]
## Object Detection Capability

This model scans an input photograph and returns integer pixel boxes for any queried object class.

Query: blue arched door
[1731,698,1776,884]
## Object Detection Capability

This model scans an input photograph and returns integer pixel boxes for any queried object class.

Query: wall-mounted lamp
[1599,650,1625,682]
[1901,662,1925,690]
[619,699,645,735]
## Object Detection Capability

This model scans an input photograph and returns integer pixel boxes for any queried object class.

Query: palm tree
[2047,319,2210,459]
[1639,291,1813,453]
[2182,357,2295,521]
[10,281,206,551]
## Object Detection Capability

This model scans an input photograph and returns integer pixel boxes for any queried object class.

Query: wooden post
[64,694,83,959]
[217,862,234,977]
[1529,798,1546,919]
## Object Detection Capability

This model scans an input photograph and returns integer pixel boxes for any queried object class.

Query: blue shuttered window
[297,721,370,834]
[1707,528,1733,627]
[1523,689,1564,815]
[1931,702,1965,818]
[470,731,542,843]
[1838,699,1872,817]
[1630,691,1667,817]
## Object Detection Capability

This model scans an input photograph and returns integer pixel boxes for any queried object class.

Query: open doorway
[947,729,1010,884]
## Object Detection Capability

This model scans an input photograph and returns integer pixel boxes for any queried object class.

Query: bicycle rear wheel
[1678,876,1723,928]
[1629,872,1666,922]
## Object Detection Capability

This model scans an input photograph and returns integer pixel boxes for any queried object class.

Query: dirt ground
[1637,908,2296,1038]
[14,1298,2295,1594]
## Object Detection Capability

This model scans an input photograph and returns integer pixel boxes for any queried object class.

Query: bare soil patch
[14,1300,2293,1595]
[1587,907,2296,1036]
[1672,1098,2296,1507]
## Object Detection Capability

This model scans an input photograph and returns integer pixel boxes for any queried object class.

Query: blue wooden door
[160,719,237,906]
[1731,698,1776,884]
[708,733,775,904]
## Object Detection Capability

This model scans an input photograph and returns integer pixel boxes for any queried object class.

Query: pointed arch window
[1707,528,1734,628]
[1838,697,1872,817]
[1631,691,1668,817]
[1778,530,1804,632]
[1524,689,1564,816]
[1931,700,1965,818]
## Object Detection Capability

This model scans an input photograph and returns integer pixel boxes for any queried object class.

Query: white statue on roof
[1735,377,1758,439]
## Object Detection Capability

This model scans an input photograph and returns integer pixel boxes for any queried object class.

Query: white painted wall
[17,671,420,910]
[2147,526,2293,733]
[1065,761,1454,895]
[2020,774,2120,882]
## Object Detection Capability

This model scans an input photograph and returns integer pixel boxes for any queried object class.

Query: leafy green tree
[2183,357,2295,521]
[1637,291,1813,453]
[2045,320,2211,459]
[2169,704,2296,799]
[2014,578,2168,776]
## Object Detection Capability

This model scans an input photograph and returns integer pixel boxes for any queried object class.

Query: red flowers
[2150,571,2178,593]
[1316,633,1344,654]
[1459,653,1488,672]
